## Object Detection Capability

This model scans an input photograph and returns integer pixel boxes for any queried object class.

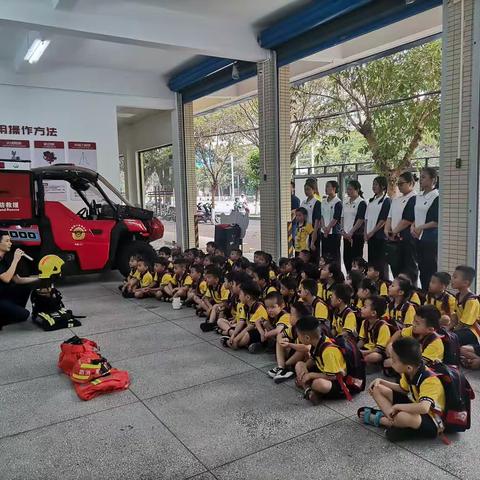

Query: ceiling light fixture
[24,39,50,64]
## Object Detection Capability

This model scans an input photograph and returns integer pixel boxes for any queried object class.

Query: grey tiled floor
[1,272,479,479]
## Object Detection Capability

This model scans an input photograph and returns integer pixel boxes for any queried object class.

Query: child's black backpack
[322,335,366,400]
[422,329,461,366]
[421,362,475,436]
[31,288,83,331]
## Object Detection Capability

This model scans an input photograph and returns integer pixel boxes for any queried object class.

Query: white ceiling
[0,0,442,118]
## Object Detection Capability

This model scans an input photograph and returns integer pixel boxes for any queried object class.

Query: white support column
[257,53,291,259]
[172,94,197,249]
[439,0,480,282]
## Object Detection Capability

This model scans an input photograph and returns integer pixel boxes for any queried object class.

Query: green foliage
[245,148,260,195]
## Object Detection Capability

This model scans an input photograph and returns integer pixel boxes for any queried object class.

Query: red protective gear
[70,352,112,384]
[58,336,98,375]
[74,369,130,401]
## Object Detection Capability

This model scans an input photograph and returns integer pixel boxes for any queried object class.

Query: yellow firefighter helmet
[38,254,65,279]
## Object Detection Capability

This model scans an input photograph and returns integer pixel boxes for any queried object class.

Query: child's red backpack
[420,363,475,439]
[58,336,99,376]
[320,335,366,400]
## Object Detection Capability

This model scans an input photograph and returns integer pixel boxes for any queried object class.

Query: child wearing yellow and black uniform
[298,279,329,328]
[450,266,480,369]
[120,255,139,293]
[318,262,345,305]
[279,276,298,312]
[294,207,314,254]
[199,265,230,332]
[358,296,391,365]
[163,257,193,300]
[135,257,171,300]
[387,277,417,327]
[330,283,357,337]
[295,316,350,403]
[225,248,242,273]
[425,271,456,326]
[218,272,250,342]
[397,273,422,306]
[355,278,378,310]
[230,282,268,350]
[367,262,390,298]
[385,305,444,369]
[359,337,445,441]
[269,301,312,383]
[246,291,291,353]
[186,264,207,308]
[253,265,277,300]
[131,258,154,298]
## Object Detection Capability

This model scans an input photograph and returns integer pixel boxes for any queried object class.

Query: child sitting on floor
[295,315,350,403]
[185,264,207,307]
[218,272,250,341]
[279,276,298,311]
[268,301,312,383]
[119,255,139,292]
[330,283,357,337]
[387,277,417,328]
[367,261,389,297]
[451,265,480,369]
[131,258,154,298]
[163,257,193,300]
[358,296,391,366]
[359,336,445,442]
[425,271,456,327]
[355,278,378,310]
[385,304,444,367]
[229,282,268,351]
[253,265,277,300]
[318,262,345,304]
[199,266,230,331]
[298,278,329,326]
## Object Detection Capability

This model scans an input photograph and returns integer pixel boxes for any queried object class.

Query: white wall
[117,110,173,205]
[0,84,172,188]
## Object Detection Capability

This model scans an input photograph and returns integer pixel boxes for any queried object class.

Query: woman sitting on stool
[0,230,38,329]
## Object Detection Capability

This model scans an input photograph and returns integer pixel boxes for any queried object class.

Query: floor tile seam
[128,388,214,476]
[0,399,140,442]
[135,368,257,402]
[0,319,174,354]
[0,371,61,388]
[209,415,349,472]
[342,416,462,479]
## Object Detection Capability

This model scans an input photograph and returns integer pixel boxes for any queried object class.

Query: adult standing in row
[320,180,342,263]
[365,176,391,278]
[301,178,322,257]
[341,180,366,272]
[384,172,417,283]
[411,167,439,290]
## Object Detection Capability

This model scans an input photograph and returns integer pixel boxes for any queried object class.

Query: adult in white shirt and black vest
[411,167,439,290]
[341,180,367,272]
[384,172,417,283]
[301,178,322,257]
[320,180,342,263]
[365,176,391,278]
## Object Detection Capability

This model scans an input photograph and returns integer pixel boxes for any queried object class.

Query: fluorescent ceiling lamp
[24,39,50,64]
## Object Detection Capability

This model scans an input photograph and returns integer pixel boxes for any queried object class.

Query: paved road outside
[158,219,261,255]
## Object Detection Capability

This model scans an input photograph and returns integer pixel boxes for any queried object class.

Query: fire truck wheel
[116,240,156,277]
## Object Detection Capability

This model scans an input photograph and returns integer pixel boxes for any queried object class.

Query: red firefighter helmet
[70,352,111,384]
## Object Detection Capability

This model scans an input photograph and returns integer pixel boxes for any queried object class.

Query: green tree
[245,148,260,202]
[326,40,441,192]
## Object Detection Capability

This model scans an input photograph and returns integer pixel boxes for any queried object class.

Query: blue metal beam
[259,0,374,48]
[168,57,234,92]
[276,0,443,67]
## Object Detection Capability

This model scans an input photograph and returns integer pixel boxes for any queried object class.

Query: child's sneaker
[267,366,282,378]
[274,368,295,383]
[248,342,265,354]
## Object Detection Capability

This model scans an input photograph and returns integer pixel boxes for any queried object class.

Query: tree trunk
[387,169,400,198]
[210,181,218,209]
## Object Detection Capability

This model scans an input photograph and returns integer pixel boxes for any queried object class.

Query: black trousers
[343,235,365,272]
[321,233,341,264]
[386,240,418,284]
[0,283,32,328]
[368,237,388,280]
[416,240,438,291]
